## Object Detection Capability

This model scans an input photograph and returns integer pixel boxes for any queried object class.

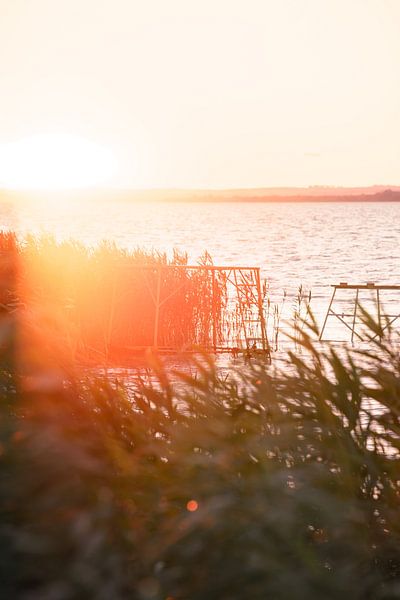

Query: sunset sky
[0,0,399,189]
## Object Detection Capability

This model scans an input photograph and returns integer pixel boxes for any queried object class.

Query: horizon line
[1,184,400,194]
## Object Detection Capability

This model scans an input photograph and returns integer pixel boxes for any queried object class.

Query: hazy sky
[0,0,399,188]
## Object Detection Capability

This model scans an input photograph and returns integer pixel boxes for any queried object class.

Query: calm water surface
[2,199,400,335]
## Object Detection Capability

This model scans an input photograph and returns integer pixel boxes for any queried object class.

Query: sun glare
[0,134,117,190]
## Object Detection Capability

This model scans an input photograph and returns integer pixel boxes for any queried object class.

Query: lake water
[2,197,400,339]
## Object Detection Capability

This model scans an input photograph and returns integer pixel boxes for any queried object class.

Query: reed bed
[0,232,234,363]
[1,232,316,363]
[1,298,400,598]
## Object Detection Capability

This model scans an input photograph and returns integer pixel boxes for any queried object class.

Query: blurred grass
[1,233,400,598]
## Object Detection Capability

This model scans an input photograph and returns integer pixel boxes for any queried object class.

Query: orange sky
[0,0,399,189]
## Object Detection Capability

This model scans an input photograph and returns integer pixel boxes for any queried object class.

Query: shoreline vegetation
[1,231,400,597]
[0,232,280,365]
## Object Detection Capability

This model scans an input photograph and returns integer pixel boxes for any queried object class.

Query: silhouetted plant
[2,303,400,598]
[292,284,312,351]
[272,289,287,351]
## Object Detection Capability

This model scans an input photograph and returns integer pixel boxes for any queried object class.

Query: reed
[292,284,312,351]
[272,289,287,350]
[2,232,231,363]
[2,302,400,598]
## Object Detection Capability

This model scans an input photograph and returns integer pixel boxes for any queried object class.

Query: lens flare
[186,500,199,512]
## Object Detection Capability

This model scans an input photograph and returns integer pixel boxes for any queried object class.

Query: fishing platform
[319,282,400,343]
[104,264,271,360]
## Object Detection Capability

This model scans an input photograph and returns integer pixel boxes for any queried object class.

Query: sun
[0,133,117,190]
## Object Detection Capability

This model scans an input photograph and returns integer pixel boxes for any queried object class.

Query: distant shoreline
[155,190,400,203]
[2,187,400,204]
[207,192,400,203]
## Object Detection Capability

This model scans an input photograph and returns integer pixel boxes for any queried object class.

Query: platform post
[212,270,217,351]
[319,287,336,340]
[377,288,381,341]
[255,268,270,358]
[351,288,359,345]
[153,266,162,349]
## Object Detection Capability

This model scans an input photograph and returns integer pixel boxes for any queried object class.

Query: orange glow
[186,500,198,512]
[8,234,234,372]
[12,431,25,443]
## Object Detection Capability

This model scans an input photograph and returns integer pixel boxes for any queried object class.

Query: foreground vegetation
[1,301,400,597]
[1,232,400,598]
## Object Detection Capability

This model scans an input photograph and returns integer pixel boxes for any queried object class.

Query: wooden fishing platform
[319,282,400,342]
[105,263,271,361]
